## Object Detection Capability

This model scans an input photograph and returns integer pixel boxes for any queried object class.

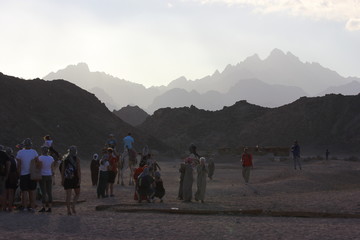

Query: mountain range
[43,49,360,114]
[139,94,360,155]
[0,72,171,157]
[1,72,360,157]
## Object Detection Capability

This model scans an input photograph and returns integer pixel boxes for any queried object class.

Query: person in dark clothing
[153,171,165,202]
[291,140,301,170]
[90,153,100,186]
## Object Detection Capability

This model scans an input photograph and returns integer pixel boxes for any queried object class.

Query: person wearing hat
[16,138,39,212]
[90,153,100,186]
[241,147,253,184]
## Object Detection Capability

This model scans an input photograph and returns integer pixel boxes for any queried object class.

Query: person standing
[97,150,109,198]
[61,146,81,216]
[5,147,18,211]
[207,156,215,180]
[16,138,39,212]
[182,157,194,202]
[38,146,55,213]
[107,148,118,197]
[291,141,301,170]
[177,163,186,200]
[195,157,208,203]
[90,153,100,186]
[325,149,330,160]
[0,145,11,210]
[241,147,253,184]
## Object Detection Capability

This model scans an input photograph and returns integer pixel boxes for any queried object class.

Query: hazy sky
[1,0,359,87]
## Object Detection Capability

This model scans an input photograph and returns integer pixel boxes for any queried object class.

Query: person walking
[90,153,100,186]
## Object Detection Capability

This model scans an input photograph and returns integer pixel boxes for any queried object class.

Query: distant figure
[153,171,165,202]
[90,153,100,186]
[107,148,119,197]
[182,157,195,202]
[97,150,109,198]
[241,147,253,184]
[326,149,330,160]
[195,157,208,203]
[137,167,154,203]
[177,163,186,200]
[106,134,117,153]
[207,156,215,180]
[123,133,135,153]
[189,143,200,158]
[291,140,301,170]
[43,135,60,159]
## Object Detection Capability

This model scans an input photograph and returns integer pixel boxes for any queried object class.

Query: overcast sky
[0,0,359,87]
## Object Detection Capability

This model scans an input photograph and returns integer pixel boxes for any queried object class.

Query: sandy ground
[1,156,360,240]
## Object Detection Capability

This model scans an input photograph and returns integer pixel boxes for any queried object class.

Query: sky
[0,0,359,87]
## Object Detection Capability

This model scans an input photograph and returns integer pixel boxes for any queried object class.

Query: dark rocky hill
[0,73,171,158]
[139,95,360,155]
[113,105,149,126]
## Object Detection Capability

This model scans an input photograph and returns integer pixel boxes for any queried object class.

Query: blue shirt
[123,136,134,150]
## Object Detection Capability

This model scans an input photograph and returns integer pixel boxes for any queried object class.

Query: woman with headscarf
[195,157,208,203]
[182,157,195,202]
[61,146,81,216]
[90,153,99,186]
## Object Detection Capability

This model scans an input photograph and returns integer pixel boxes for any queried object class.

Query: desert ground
[1,154,360,240]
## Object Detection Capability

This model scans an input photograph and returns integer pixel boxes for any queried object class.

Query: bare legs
[66,188,80,215]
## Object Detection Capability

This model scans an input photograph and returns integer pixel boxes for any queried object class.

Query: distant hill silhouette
[0,73,171,157]
[44,63,164,111]
[169,49,356,96]
[44,49,360,113]
[147,78,307,112]
[140,94,360,155]
[113,105,149,126]
[318,80,360,96]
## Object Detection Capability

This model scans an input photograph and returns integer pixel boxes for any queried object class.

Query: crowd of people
[0,131,309,214]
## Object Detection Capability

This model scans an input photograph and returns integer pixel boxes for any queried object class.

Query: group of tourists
[0,136,81,215]
[90,133,165,203]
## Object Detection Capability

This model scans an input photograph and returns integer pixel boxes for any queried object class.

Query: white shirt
[99,160,109,172]
[16,149,39,175]
[39,155,54,176]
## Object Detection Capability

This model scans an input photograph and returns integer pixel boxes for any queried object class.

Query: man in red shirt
[241,147,253,184]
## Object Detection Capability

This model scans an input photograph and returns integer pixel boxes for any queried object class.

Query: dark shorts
[64,177,80,190]
[20,174,37,191]
[108,171,117,183]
